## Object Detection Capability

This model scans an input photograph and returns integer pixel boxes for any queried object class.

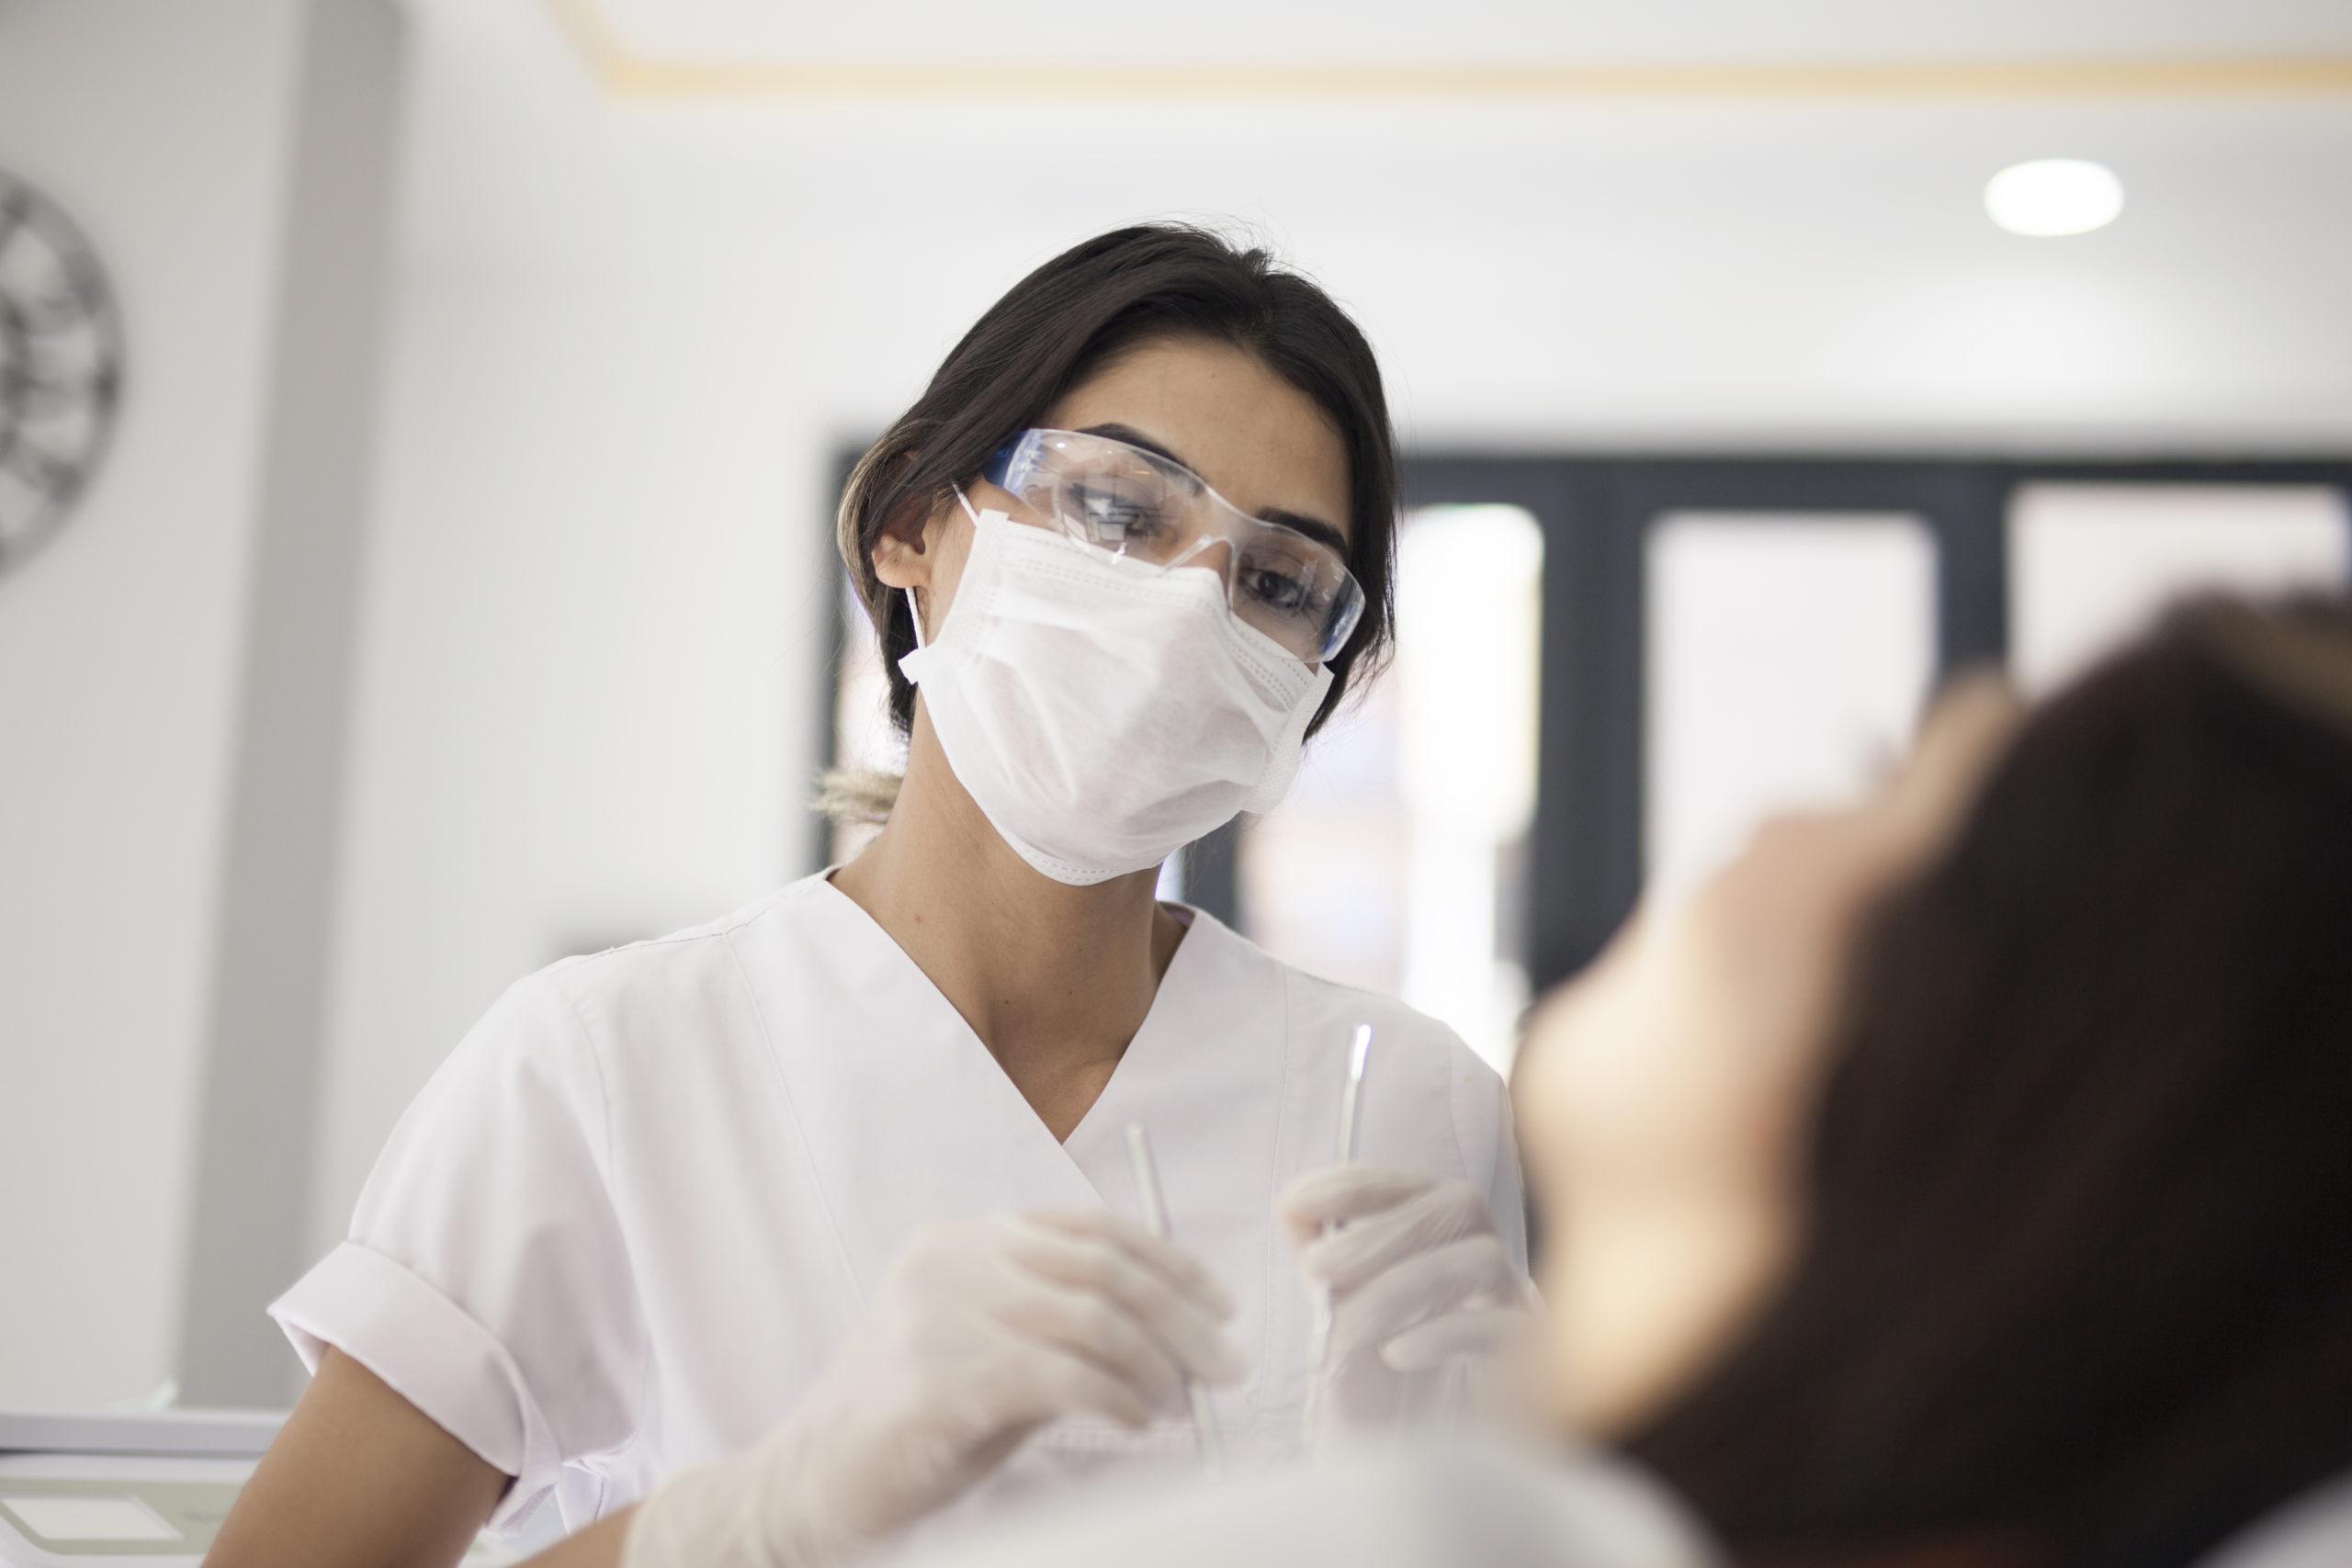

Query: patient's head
[1517,595,2352,1567]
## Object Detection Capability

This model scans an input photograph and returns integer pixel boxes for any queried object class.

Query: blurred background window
[1238,505,1544,1075]
[2009,483,2352,693]
[1645,513,1938,899]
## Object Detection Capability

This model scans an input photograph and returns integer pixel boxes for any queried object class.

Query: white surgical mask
[899,492,1334,886]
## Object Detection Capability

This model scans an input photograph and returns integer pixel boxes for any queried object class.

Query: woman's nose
[1188,536,1238,578]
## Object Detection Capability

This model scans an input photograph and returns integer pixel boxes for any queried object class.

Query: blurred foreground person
[882,593,2352,1568]
[1548,593,2352,1567]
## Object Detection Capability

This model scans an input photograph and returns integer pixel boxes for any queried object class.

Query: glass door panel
[1645,512,1938,898]
[2008,483,2350,694]
[1239,504,1544,1073]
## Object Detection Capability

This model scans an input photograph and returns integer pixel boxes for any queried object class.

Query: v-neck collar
[726,875,1296,1427]
[1057,905,1204,1151]
[727,876,1227,1289]
[810,872,1208,1154]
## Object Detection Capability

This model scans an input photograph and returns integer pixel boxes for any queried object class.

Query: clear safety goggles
[982,427,1365,663]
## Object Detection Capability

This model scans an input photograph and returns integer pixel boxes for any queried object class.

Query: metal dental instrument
[1307,1024,1374,1371]
[1125,1122,1225,1478]
[1337,1023,1372,1167]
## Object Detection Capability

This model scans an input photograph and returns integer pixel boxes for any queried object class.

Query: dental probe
[1124,1122,1225,1478]
[1307,1024,1374,1371]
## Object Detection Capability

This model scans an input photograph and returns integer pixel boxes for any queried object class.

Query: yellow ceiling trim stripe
[549,0,2352,102]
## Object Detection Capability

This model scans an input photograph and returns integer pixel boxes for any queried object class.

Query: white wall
[174,0,404,1407]
[0,0,308,1407]
[306,6,831,1243]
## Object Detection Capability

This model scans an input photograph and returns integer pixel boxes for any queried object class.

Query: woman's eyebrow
[1080,422,1192,469]
[1256,509,1348,555]
[1078,423,1350,553]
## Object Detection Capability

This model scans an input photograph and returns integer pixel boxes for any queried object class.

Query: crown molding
[547,0,2352,104]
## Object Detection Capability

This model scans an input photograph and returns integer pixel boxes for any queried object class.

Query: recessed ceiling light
[1984,159,2125,238]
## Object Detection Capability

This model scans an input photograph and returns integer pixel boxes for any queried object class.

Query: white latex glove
[1279,1166,1534,1440]
[624,1209,1244,1568]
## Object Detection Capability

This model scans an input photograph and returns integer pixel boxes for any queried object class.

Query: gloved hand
[1279,1166,1534,1441]
[624,1209,1244,1568]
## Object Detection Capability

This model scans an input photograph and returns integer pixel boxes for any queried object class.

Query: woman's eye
[1238,564,1318,617]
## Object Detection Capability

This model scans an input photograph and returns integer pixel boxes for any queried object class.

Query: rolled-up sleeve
[269,972,646,1529]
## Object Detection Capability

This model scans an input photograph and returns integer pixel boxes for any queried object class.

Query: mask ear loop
[906,486,987,653]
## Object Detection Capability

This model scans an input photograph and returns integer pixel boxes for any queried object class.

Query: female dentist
[205,224,1530,1568]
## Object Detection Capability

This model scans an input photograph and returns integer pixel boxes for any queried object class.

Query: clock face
[0,170,123,577]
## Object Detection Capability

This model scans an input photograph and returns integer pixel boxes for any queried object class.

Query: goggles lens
[983,428,1365,663]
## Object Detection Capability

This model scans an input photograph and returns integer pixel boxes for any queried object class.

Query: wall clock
[0,168,123,576]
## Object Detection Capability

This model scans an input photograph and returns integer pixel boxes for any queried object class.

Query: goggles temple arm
[979,429,1045,495]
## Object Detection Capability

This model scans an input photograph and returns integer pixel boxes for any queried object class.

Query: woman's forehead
[1046,338,1351,543]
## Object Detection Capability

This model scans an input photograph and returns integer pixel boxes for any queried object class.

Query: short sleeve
[270,972,647,1529]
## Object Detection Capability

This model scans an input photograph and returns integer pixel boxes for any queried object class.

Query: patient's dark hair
[1629,595,2352,1568]
[835,223,1396,743]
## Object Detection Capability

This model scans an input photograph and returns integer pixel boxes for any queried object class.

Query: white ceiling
[582,0,2352,71]
[391,0,2352,451]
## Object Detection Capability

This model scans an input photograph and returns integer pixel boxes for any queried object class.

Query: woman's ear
[871,494,944,590]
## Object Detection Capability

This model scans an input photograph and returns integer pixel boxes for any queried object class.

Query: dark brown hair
[835,223,1396,741]
[1629,596,2352,1568]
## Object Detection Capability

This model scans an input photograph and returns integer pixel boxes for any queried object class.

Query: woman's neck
[828,706,1186,1142]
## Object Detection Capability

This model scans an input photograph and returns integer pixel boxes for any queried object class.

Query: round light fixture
[1984,159,2125,238]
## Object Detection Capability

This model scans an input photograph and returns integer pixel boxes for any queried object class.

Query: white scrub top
[270,873,1525,1539]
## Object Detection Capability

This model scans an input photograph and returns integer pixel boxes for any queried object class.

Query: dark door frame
[1401,453,2352,991]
